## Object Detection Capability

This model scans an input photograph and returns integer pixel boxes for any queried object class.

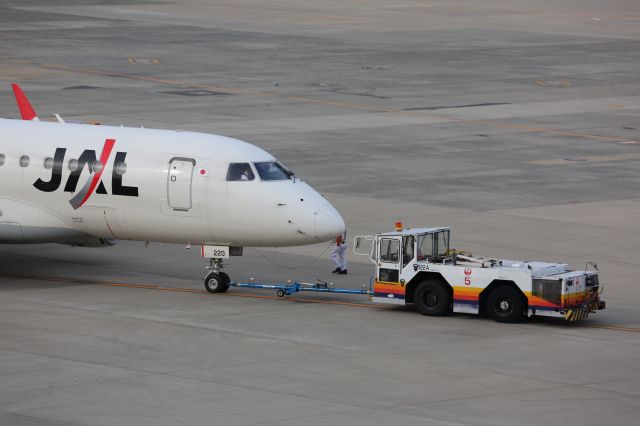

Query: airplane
[0,84,345,293]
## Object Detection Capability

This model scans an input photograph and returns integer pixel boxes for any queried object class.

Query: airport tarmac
[1,1,640,425]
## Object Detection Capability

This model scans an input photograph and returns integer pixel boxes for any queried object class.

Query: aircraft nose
[314,203,346,240]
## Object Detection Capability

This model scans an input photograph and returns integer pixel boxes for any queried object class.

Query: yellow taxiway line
[10,274,389,309]
[575,324,640,333]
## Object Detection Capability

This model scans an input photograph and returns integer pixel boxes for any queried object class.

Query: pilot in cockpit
[227,163,255,181]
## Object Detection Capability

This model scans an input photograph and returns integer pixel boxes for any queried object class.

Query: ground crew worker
[330,232,348,274]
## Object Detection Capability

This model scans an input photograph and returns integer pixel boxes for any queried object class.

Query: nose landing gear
[204,258,230,293]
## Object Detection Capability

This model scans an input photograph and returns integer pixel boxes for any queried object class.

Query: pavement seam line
[2,273,639,333]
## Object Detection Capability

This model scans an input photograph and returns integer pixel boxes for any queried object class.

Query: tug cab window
[253,161,294,181]
[403,236,415,268]
[435,231,450,257]
[417,234,434,261]
[380,238,400,263]
[416,231,450,261]
[227,163,255,181]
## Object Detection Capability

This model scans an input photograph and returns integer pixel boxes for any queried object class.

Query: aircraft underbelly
[0,197,90,243]
[19,225,89,244]
[0,222,24,242]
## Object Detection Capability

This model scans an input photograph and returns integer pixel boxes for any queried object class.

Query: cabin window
[227,163,255,181]
[19,156,30,167]
[43,157,54,169]
[69,159,79,171]
[115,162,127,175]
[92,161,104,173]
[0,154,5,166]
[254,161,294,181]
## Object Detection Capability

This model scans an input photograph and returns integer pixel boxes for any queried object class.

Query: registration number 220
[201,245,230,259]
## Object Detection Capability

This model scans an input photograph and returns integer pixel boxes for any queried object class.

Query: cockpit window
[227,163,255,181]
[253,161,294,181]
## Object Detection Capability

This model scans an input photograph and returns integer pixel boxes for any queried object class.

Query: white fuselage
[0,119,345,247]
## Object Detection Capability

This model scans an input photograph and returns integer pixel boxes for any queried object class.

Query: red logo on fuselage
[68,138,115,209]
[33,138,139,210]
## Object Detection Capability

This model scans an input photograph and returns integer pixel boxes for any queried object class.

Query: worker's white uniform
[330,241,348,271]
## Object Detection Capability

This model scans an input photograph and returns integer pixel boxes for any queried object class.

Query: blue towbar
[229,279,373,298]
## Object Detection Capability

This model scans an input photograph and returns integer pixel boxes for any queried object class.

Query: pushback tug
[209,223,605,323]
[354,222,605,323]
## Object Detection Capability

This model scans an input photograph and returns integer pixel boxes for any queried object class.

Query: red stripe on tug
[11,83,38,120]
[75,138,116,209]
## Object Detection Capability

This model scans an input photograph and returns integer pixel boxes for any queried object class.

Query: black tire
[219,272,230,285]
[414,280,451,316]
[204,272,230,293]
[487,286,525,323]
[276,289,285,298]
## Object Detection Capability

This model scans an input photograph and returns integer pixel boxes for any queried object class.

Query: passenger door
[167,158,195,211]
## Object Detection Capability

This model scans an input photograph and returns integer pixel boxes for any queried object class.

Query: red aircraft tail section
[11,83,39,120]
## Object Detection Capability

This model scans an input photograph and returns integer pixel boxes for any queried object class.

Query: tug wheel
[204,272,230,293]
[276,289,286,298]
[414,280,451,316]
[487,286,525,323]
